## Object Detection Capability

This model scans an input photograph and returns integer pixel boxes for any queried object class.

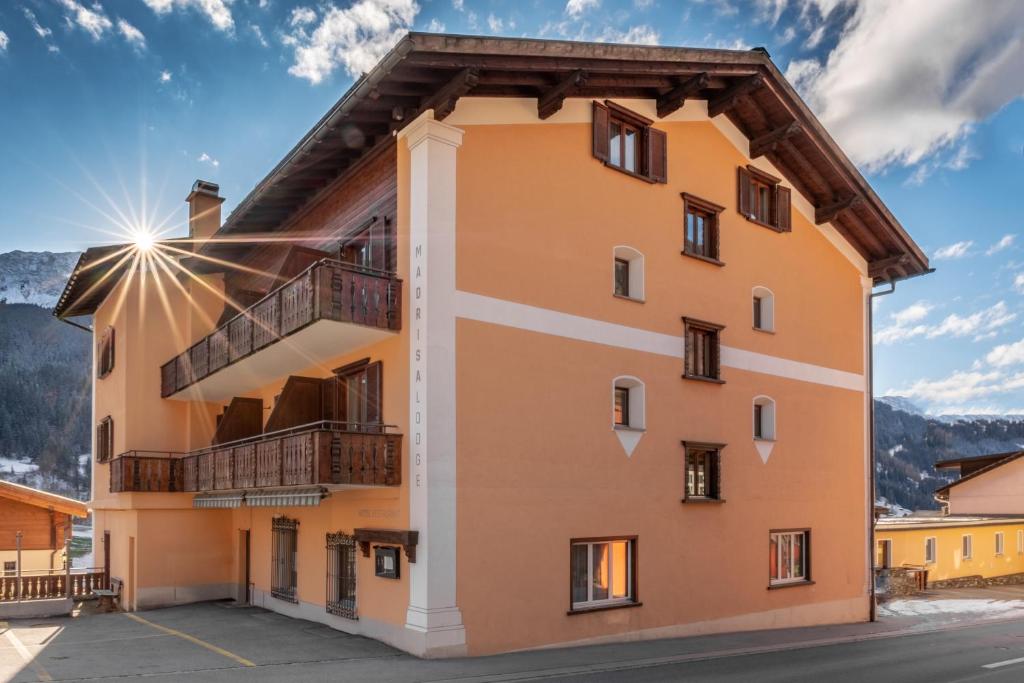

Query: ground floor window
[326,532,357,619]
[570,538,636,610]
[962,534,973,560]
[925,537,937,564]
[272,517,298,602]
[770,530,810,586]
[876,539,892,569]
[3,561,15,576]
[996,532,1005,556]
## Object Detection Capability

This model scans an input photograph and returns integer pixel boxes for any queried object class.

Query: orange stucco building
[55,34,929,657]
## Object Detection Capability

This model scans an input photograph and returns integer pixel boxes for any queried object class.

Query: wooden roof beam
[421,67,480,120]
[707,74,764,118]
[869,254,910,281]
[816,193,863,225]
[656,72,709,118]
[749,121,802,159]
[538,69,588,119]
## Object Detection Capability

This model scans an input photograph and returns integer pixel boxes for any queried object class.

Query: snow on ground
[0,456,37,475]
[880,599,1024,619]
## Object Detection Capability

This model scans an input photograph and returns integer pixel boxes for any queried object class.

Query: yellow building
[876,516,1024,586]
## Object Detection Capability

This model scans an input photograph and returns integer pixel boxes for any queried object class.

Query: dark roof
[53,244,134,319]
[209,32,929,284]
[935,451,1024,496]
[934,451,1022,470]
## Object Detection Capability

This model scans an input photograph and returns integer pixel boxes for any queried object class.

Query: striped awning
[193,492,244,509]
[244,487,327,508]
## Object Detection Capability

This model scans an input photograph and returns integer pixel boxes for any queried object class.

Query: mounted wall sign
[375,546,400,579]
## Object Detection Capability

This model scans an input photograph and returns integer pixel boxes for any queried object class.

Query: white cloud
[804,24,825,49]
[284,0,418,85]
[785,1,1024,170]
[425,18,445,32]
[198,152,219,167]
[117,18,146,49]
[987,339,1024,368]
[634,0,654,8]
[23,9,52,39]
[56,0,114,40]
[887,370,1024,405]
[0,31,7,52]
[290,7,317,26]
[249,23,268,47]
[142,0,234,33]
[566,0,599,19]
[487,14,503,32]
[988,234,1016,256]
[875,301,1015,345]
[1015,273,1024,294]
[599,25,659,45]
[933,240,974,260]
[755,0,787,25]
[452,0,464,10]
[159,70,172,82]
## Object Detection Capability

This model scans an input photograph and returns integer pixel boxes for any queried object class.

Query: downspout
[868,280,896,621]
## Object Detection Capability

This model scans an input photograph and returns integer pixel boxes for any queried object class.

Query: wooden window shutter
[592,101,610,162]
[365,361,383,425]
[776,185,792,232]
[97,327,115,379]
[321,376,339,422]
[737,167,752,218]
[647,128,668,183]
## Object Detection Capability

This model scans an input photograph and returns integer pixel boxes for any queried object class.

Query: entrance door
[238,530,251,604]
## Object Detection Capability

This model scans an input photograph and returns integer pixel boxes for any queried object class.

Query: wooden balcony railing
[110,422,401,495]
[109,451,185,493]
[161,260,402,397]
[0,568,108,602]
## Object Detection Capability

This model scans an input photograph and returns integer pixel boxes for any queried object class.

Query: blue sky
[1,0,1023,414]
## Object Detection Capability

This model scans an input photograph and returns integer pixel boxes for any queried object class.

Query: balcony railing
[109,422,402,495]
[160,260,402,398]
[0,568,108,602]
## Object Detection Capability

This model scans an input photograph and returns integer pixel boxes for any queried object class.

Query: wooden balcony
[160,260,402,401]
[109,422,401,496]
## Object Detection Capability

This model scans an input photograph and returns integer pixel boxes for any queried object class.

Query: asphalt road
[546,619,1024,683]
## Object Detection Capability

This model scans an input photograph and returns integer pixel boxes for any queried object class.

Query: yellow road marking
[3,628,53,682]
[123,613,255,667]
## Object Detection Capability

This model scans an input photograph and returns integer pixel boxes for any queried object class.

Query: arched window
[752,286,775,332]
[612,376,645,430]
[753,395,776,440]
[613,246,645,302]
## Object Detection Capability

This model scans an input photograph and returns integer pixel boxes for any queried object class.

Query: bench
[94,577,122,612]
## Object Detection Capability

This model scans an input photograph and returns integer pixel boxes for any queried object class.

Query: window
[682,317,725,382]
[97,326,115,379]
[753,396,776,440]
[3,561,15,576]
[876,539,892,569]
[770,530,810,586]
[612,247,644,301]
[752,287,775,332]
[611,377,645,430]
[682,442,724,502]
[996,532,1005,556]
[96,416,114,464]
[1018,529,1023,554]
[272,517,298,602]
[570,538,637,611]
[592,101,667,183]
[326,532,357,619]
[925,537,937,564]
[338,215,391,272]
[681,193,725,264]
[962,534,973,560]
[325,359,383,429]
[738,166,792,232]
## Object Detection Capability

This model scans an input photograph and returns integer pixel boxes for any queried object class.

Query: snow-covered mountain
[0,250,80,306]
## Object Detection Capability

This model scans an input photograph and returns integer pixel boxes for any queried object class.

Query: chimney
[186,180,224,243]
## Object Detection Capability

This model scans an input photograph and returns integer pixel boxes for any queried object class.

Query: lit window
[752,286,775,332]
[570,538,636,610]
[682,441,724,502]
[614,387,630,427]
[753,396,776,440]
[612,246,644,301]
[770,530,810,586]
[612,377,645,430]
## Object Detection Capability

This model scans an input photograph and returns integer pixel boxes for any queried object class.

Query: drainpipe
[868,280,896,621]
[15,531,22,603]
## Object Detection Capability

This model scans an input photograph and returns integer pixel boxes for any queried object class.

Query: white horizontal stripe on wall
[455,291,865,392]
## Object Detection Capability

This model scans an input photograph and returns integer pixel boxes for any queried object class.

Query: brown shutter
[648,127,667,183]
[737,167,752,218]
[365,361,383,426]
[321,376,338,422]
[592,101,610,162]
[776,185,792,232]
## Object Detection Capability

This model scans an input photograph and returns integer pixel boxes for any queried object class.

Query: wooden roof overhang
[207,33,929,284]
[53,244,134,320]
[0,480,89,517]
[934,451,1024,498]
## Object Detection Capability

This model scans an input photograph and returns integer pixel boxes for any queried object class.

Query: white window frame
[1017,529,1023,554]
[770,530,809,586]
[996,532,1005,556]
[570,539,635,610]
[612,246,645,302]
[962,534,973,560]
[752,286,775,332]
[612,376,645,431]
[753,395,776,441]
[925,537,937,564]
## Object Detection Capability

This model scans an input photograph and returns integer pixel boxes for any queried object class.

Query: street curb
[429,613,1024,682]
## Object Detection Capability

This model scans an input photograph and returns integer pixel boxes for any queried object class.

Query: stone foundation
[929,572,1024,589]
